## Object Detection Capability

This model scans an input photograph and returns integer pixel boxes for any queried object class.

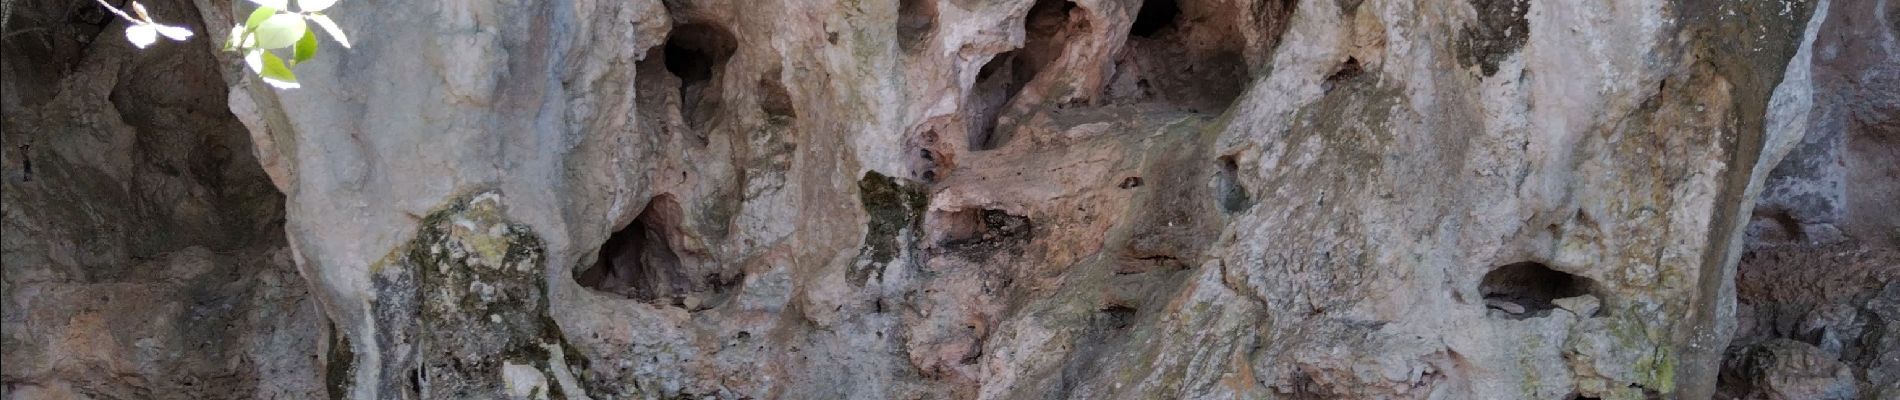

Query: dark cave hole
[1215,155,1253,213]
[1323,57,1364,92]
[577,195,688,303]
[1099,304,1137,331]
[967,50,1026,151]
[937,208,1035,258]
[663,24,735,82]
[1480,262,1599,318]
[1105,0,1257,111]
[1130,0,1180,38]
[967,0,1080,151]
[898,0,938,52]
[1020,0,1080,80]
[407,368,423,396]
[758,71,797,120]
[661,23,738,131]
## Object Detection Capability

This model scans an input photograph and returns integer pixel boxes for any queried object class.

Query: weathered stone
[5,0,1898,399]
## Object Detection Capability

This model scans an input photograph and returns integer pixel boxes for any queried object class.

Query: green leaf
[293,29,318,64]
[307,13,349,48]
[244,6,275,31]
[257,51,301,89]
[298,0,336,12]
[253,13,307,49]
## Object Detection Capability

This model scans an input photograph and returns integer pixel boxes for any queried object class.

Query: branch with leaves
[92,0,194,48]
[91,0,350,89]
[224,0,350,89]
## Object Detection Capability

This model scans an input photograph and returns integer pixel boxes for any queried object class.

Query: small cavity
[1129,0,1180,38]
[577,196,688,303]
[1479,262,1598,318]
[966,51,1026,150]
[965,0,1083,151]
[661,23,739,130]
[936,208,1035,259]
[1099,304,1137,331]
[1323,57,1364,92]
[757,71,797,120]
[897,0,938,52]
[1215,155,1253,213]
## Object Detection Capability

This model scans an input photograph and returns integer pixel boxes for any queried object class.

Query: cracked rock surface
[3,0,1896,399]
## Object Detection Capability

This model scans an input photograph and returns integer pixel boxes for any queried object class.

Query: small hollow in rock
[758,71,797,120]
[966,50,1026,150]
[1215,155,1253,213]
[578,195,688,303]
[935,208,1035,259]
[897,0,938,52]
[1130,0,1180,38]
[1479,262,1598,317]
[966,0,1081,151]
[662,23,738,131]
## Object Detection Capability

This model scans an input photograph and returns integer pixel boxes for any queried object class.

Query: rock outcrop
[3,0,1895,399]
[2,0,319,396]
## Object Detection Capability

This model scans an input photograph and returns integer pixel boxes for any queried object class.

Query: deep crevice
[935,208,1035,259]
[1215,155,1254,213]
[897,0,938,52]
[966,50,1027,151]
[1323,57,1364,92]
[578,195,691,305]
[661,23,738,133]
[1104,0,1290,111]
[1480,262,1600,319]
[1130,0,1180,38]
[965,0,1081,151]
[758,70,796,120]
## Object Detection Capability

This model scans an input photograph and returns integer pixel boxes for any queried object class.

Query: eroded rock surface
[2,0,319,397]
[4,0,1897,399]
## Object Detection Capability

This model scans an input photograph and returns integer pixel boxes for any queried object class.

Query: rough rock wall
[1721,0,1900,399]
[1752,0,1900,247]
[1,0,321,397]
[4,0,1894,399]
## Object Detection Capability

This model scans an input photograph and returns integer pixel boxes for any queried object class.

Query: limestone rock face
[4,0,1896,399]
[2,0,319,397]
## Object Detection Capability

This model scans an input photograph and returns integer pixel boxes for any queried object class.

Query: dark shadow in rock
[758,69,797,120]
[1216,155,1254,214]
[578,195,691,305]
[1129,0,1179,38]
[898,0,939,52]
[966,0,1083,151]
[1455,0,1531,77]
[936,208,1034,260]
[967,50,1027,150]
[1479,262,1598,319]
[1103,0,1291,111]
[662,23,738,133]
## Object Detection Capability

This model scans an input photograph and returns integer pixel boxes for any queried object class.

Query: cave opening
[1130,0,1180,38]
[967,50,1026,150]
[965,0,1082,151]
[1215,155,1253,213]
[934,208,1035,259]
[661,23,738,131]
[898,0,939,52]
[1479,262,1599,318]
[577,195,687,303]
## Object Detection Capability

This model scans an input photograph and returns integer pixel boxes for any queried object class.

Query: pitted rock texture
[4,0,1898,399]
[2,0,319,397]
